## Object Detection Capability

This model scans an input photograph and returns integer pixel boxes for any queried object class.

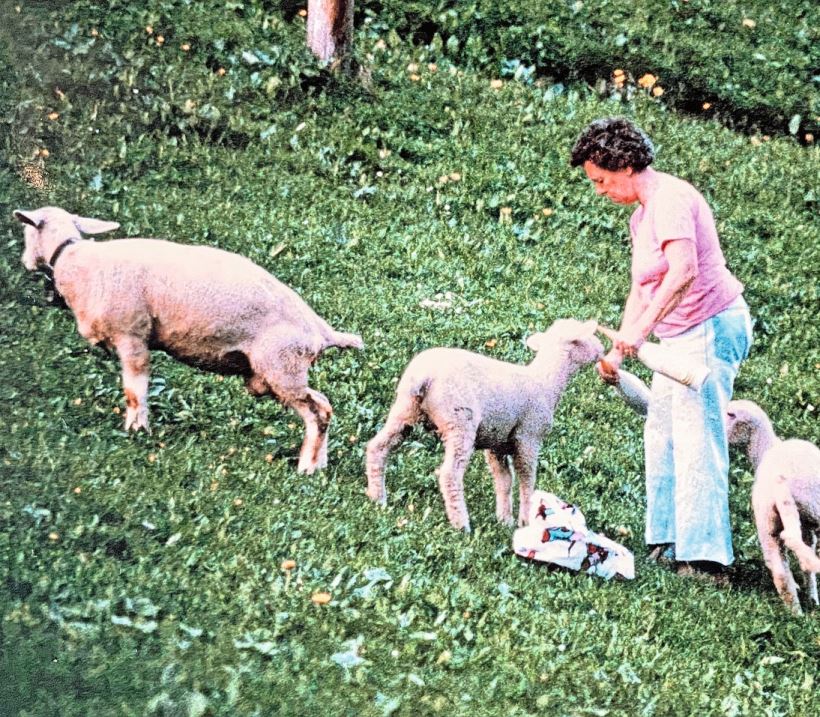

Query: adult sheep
[14,206,362,475]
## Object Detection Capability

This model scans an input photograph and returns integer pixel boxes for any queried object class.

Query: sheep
[726,399,820,615]
[14,206,363,475]
[365,319,604,532]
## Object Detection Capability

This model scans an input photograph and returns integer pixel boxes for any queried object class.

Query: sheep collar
[48,237,77,270]
[39,237,77,309]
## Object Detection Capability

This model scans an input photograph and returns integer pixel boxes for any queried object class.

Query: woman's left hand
[611,326,645,357]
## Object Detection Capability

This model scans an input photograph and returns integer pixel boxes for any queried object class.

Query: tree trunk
[306,0,354,64]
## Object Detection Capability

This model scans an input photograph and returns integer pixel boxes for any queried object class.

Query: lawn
[1,2,818,715]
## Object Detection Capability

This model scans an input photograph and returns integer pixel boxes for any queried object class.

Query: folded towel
[513,490,635,579]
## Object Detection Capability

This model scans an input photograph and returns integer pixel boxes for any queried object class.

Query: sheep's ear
[73,215,120,235]
[582,319,598,335]
[13,209,44,229]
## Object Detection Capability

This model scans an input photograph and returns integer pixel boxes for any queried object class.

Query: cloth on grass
[513,491,634,579]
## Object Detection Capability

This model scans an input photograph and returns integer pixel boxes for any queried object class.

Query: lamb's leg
[768,540,802,616]
[806,532,818,607]
[512,442,540,527]
[485,450,514,526]
[753,488,802,615]
[773,475,820,574]
[437,432,475,532]
[365,394,421,505]
[113,335,150,432]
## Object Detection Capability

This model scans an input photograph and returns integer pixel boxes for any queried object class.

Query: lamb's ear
[570,320,599,345]
[526,332,547,352]
[13,209,44,229]
[73,215,120,235]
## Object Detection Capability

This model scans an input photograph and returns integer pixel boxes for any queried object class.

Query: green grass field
[1,2,818,715]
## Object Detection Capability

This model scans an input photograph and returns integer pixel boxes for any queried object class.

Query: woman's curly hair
[570,118,655,171]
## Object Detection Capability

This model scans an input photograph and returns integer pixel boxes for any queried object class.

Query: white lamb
[14,206,363,474]
[365,319,604,532]
[726,399,820,615]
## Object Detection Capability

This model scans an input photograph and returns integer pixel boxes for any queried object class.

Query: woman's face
[582,161,638,205]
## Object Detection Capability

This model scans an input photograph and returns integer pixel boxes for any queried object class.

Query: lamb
[726,399,820,615]
[604,373,820,611]
[14,206,363,475]
[365,319,604,532]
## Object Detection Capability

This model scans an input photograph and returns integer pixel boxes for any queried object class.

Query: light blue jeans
[644,296,753,565]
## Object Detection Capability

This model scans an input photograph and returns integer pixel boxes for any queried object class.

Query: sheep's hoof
[314,444,328,472]
[297,462,320,475]
[447,515,471,533]
[124,413,150,433]
[497,515,515,528]
[298,461,326,475]
[365,487,387,505]
[787,602,804,617]
[297,449,323,474]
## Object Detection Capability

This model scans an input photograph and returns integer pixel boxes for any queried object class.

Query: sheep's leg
[245,374,269,397]
[311,391,332,471]
[253,375,332,475]
[287,388,333,475]
[437,431,475,532]
[365,394,421,505]
[250,338,332,474]
[485,450,514,526]
[753,490,802,615]
[512,442,540,527]
[113,335,151,432]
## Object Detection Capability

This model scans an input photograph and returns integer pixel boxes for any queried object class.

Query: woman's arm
[613,239,698,355]
[619,282,649,336]
[597,282,647,382]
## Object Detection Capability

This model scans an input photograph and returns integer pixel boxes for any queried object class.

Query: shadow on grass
[729,558,773,594]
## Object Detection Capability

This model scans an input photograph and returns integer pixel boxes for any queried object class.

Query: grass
[371,0,820,138]
[1,2,819,715]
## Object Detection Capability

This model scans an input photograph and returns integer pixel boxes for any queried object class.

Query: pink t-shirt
[629,173,743,338]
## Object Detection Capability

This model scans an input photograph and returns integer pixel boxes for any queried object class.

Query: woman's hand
[611,326,645,357]
[596,348,624,384]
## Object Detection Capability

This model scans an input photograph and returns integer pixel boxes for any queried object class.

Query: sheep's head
[527,319,604,364]
[13,206,119,271]
[726,399,769,447]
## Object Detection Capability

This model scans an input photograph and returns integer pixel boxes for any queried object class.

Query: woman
[570,117,753,581]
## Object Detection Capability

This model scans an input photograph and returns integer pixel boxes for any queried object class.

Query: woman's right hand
[596,349,623,385]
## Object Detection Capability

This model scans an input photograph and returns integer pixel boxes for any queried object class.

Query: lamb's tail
[397,370,431,404]
[327,330,364,351]
[774,476,820,573]
[383,371,430,430]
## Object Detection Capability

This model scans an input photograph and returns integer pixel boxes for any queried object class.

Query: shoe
[676,561,730,587]
[647,543,676,566]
